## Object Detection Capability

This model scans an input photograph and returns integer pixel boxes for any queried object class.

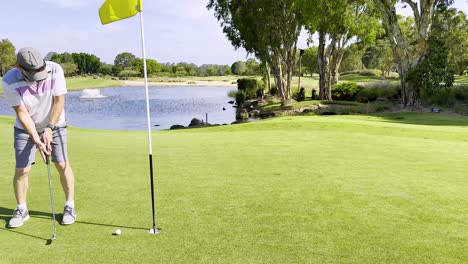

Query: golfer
[2,47,76,228]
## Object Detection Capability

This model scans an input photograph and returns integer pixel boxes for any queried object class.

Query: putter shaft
[46,156,57,240]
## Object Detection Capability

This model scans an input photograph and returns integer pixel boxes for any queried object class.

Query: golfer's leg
[13,127,36,204]
[13,166,32,204]
[54,162,75,201]
[51,126,74,201]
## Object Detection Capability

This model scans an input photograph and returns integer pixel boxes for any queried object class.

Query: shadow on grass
[0,207,147,232]
[374,112,468,127]
[0,207,49,242]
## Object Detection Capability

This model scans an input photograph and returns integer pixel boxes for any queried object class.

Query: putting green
[0,113,467,263]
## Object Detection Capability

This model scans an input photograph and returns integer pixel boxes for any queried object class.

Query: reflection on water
[0,86,237,130]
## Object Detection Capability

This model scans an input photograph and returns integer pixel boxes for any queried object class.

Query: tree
[361,39,394,77]
[231,61,247,75]
[114,52,137,69]
[407,35,455,100]
[301,0,380,100]
[45,51,58,61]
[134,58,162,76]
[61,63,78,77]
[0,39,16,76]
[98,63,113,76]
[372,0,452,106]
[340,43,366,72]
[218,65,232,75]
[51,52,75,64]
[208,0,303,104]
[302,46,319,76]
[245,58,260,75]
[71,53,101,74]
[434,7,468,75]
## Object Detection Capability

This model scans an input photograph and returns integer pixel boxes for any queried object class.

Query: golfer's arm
[13,105,41,144]
[49,95,64,126]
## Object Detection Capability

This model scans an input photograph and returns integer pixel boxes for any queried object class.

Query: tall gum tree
[300,0,379,100]
[208,0,303,104]
[372,0,451,106]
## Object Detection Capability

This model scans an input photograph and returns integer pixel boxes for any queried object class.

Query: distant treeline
[0,41,263,78]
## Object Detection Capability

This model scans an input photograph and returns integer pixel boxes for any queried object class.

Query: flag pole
[139,9,159,234]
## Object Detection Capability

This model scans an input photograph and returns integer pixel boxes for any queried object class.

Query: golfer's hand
[41,128,53,153]
[35,140,50,163]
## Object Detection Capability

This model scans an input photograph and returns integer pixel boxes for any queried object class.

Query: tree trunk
[317,31,334,100]
[266,62,271,93]
[330,35,348,85]
[271,52,286,103]
[374,0,438,107]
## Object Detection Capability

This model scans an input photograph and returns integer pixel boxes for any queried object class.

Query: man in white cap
[1,47,76,227]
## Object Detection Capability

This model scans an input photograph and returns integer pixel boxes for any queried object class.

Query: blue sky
[0,0,466,66]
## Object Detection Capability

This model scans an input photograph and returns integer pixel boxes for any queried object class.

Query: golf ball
[115,229,121,235]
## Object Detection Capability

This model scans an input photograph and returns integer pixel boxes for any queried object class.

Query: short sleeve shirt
[1,61,67,132]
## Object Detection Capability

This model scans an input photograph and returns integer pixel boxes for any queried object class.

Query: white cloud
[39,0,96,9]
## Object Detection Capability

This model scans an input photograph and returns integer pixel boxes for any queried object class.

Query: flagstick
[139,10,159,234]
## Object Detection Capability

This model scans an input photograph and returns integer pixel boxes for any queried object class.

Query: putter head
[52,234,56,240]
[148,228,161,234]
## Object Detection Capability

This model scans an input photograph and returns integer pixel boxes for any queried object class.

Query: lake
[0,86,238,130]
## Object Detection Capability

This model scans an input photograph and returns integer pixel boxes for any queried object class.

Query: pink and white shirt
[2,61,67,132]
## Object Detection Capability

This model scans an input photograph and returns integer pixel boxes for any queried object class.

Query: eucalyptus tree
[372,0,453,106]
[208,0,303,104]
[301,0,380,100]
[434,7,468,75]
[362,38,394,77]
[301,46,319,76]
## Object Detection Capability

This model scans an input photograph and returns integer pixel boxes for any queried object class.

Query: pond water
[0,86,238,130]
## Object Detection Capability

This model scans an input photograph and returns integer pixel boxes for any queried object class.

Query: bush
[235,90,247,106]
[357,81,400,102]
[452,85,468,103]
[237,78,261,99]
[292,87,306,101]
[356,87,379,102]
[424,88,456,106]
[228,90,237,98]
[331,82,362,101]
[269,83,278,96]
[454,103,467,115]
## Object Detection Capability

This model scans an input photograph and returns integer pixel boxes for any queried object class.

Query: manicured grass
[0,113,467,263]
[66,77,123,91]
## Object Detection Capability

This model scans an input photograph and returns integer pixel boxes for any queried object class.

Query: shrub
[454,103,468,115]
[357,81,400,102]
[237,78,261,99]
[356,87,379,102]
[452,85,468,103]
[331,82,362,101]
[424,88,456,106]
[228,90,237,98]
[292,87,306,101]
[235,90,247,106]
[269,83,278,96]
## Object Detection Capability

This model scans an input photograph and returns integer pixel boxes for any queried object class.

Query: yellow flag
[99,0,143,25]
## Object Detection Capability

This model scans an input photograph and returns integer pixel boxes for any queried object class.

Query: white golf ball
[114,229,121,235]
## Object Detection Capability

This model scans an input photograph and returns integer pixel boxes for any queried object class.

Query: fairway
[0,113,467,263]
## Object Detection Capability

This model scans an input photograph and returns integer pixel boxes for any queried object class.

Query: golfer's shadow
[0,206,147,231]
[0,207,51,242]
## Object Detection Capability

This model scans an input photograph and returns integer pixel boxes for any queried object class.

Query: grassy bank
[66,77,123,91]
[0,113,467,263]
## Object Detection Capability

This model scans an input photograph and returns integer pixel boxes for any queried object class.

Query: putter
[46,155,57,241]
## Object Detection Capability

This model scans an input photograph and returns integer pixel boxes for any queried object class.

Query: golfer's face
[17,66,32,82]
